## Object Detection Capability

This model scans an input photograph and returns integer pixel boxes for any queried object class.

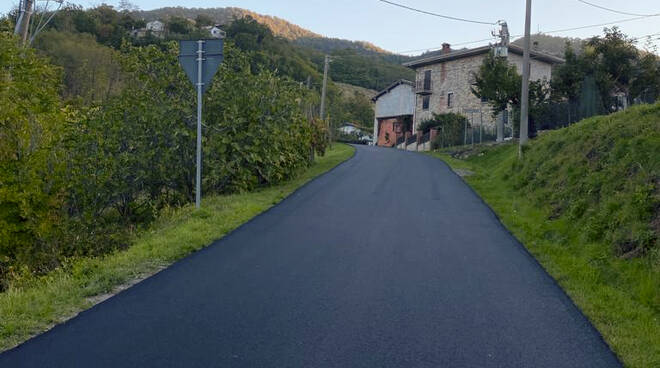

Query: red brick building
[376,117,411,147]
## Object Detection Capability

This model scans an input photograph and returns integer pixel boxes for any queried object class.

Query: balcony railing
[406,134,417,145]
[415,79,433,95]
[421,131,430,144]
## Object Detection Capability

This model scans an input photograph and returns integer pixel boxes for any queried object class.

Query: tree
[550,43,586,123]
[586,27,638,108]
[0,32,67,281]
[345,92,374,130]
[471,51,551,136]
[551,43,584,102]
[0,15,12,33]
[552,27,655,116]
[34,31,124,104]
[118,0,140,12]
[204,42,314,192]
[194,14,213,28]
[471,52,521,114]
[166,16,193,36]
[630,52,660,103]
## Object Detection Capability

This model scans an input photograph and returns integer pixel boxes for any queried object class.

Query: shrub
[0,37,319,288]
[0,32,68,284]
[423,113,470,149]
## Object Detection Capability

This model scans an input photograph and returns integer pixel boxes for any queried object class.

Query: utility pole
[319,55,331,143]
[14,0,34,45]
[306,75,314,162]
[319,55,330,119]
[519,0,532,157]
[494,21,509,143]
[13,0,25,35]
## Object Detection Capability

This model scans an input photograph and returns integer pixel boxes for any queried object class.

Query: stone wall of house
[412,51,553,133]
[507,52,553,83]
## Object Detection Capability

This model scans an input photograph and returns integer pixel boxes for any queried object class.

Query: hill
[133,7,414,91]
[512,33,584,57]
[335,82,377,100]
[133,7,399,57]
[133,7,320,40]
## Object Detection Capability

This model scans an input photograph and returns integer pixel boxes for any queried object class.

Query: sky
[3,0,659,54]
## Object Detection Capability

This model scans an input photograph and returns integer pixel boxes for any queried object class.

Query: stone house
[372,79,415,147]
[403,43,563,134]
[132,20,165,39]
[146,20,165,34]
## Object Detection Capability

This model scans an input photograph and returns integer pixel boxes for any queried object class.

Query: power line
[399,14,660,55]
[631,32,660,41]
[536,14,660,35]
[378,0,496,25]
[575,0,659,17]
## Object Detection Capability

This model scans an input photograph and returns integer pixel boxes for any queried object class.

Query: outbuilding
[372,79,415,147]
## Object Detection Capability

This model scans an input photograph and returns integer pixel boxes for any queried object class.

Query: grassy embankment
[0,143,355,352]
[428,103,659,368]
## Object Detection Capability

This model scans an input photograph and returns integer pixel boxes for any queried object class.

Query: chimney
[441,43,451,54]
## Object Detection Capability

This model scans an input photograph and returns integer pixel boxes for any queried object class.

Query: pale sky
[3,0,659,54]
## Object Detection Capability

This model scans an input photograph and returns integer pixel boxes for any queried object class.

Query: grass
[426,103,659,368]
[0,143,355,352]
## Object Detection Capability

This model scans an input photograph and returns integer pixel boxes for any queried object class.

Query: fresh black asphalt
[1,145,621,367]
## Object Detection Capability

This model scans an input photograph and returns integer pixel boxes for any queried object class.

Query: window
[422,95,430,110]
[447,92,454,108]
[423,70,432,90]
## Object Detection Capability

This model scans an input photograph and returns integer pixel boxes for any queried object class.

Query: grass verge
[0,143,355,352]
[426,110,658,367]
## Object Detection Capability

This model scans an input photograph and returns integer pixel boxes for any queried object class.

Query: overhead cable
[575,0,660,17]
[378,0,496,25]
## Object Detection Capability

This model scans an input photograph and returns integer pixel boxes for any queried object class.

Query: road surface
[0,145,620,367]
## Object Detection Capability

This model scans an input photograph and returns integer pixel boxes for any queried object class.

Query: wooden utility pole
[319,55,330,142]
[306,75,314,162]
[519,0,532,157]
[319,55,329,119]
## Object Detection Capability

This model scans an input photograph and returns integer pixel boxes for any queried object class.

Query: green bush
[421,113,470,149]
[0,32,68,282]
[0,35,320,288]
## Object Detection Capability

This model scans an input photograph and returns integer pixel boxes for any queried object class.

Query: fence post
[497,112,504,142]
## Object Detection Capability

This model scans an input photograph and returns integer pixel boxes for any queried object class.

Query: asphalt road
[1,145,621,367]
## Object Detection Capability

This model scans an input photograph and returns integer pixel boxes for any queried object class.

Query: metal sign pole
[195,40,204,209]
[178,38,223,209]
